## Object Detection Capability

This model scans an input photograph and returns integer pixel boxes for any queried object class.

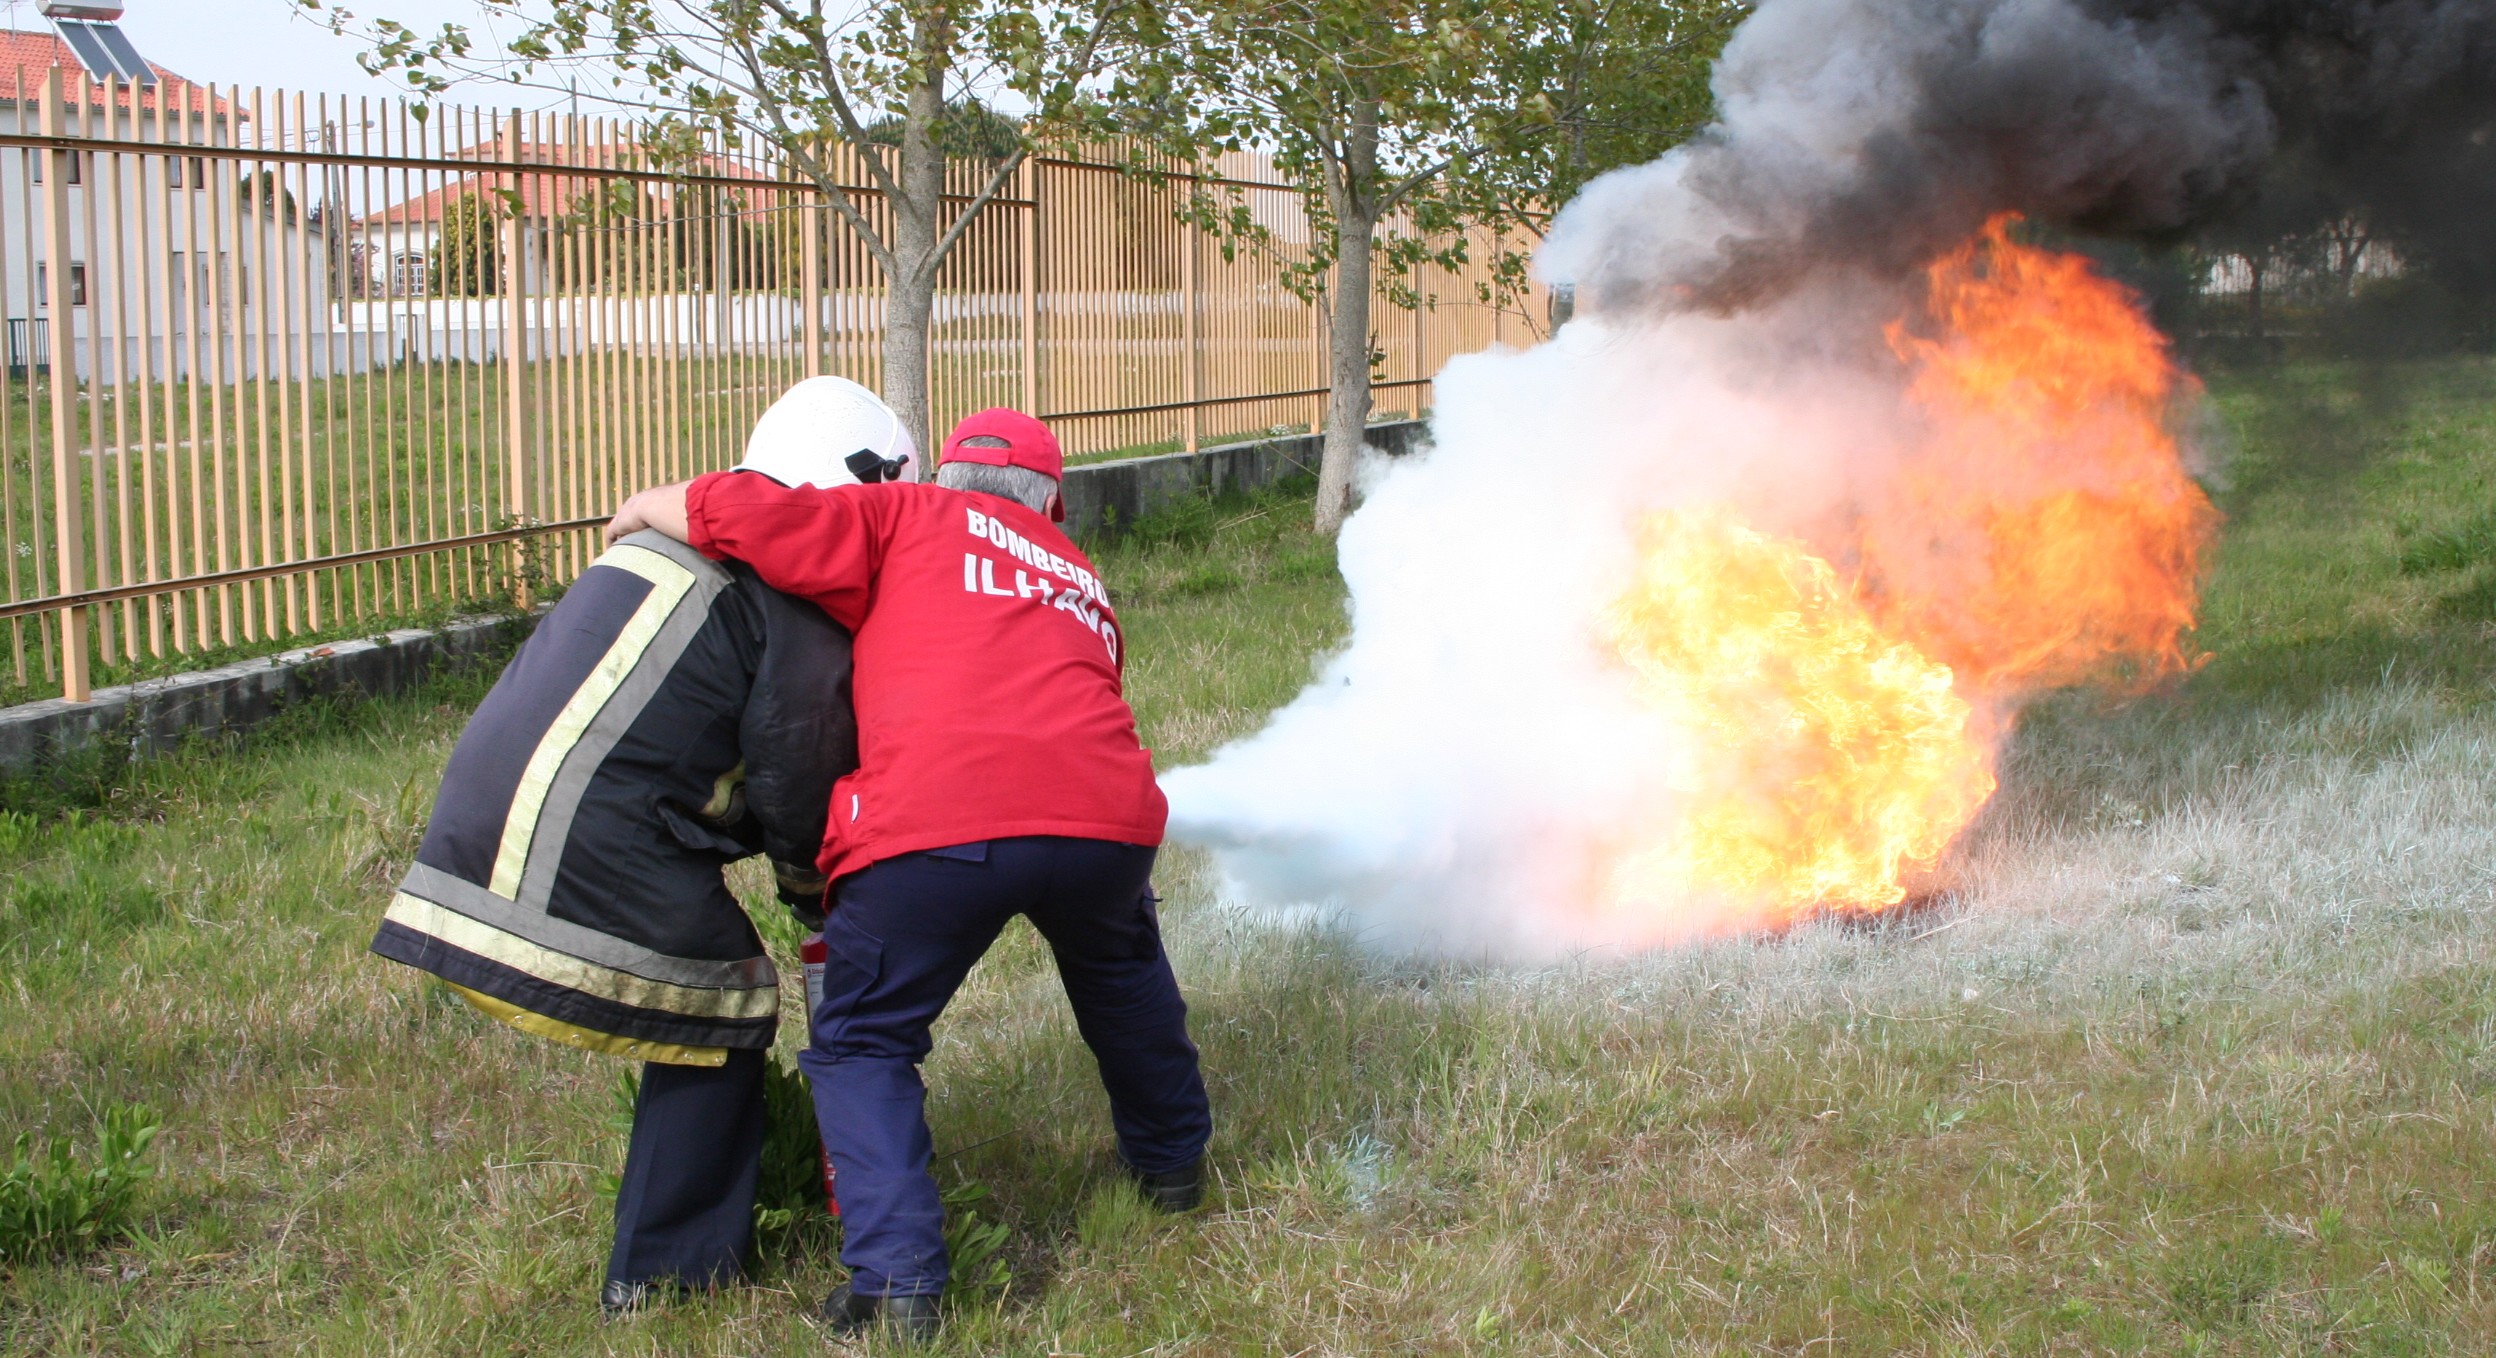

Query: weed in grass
[2,874,165,950]
[2396,510,2496,576]
[0,1104,160,1263]
[756,1056,837,1252]
[939,1180,1011,1297]
[1169,561,1243,596]
[2158,1232,2290,1330]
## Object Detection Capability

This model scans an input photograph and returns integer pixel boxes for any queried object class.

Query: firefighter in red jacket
[607,408,1210,1341]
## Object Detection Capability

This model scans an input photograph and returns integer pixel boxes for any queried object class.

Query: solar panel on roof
[51,19,155,86]
[91,24,156,87]
[53,19,116,81]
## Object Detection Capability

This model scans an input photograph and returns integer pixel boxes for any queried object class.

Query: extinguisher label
[801,931,827,1020]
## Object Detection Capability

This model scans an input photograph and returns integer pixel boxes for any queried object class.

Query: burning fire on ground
[1587,218,2217,934]
[1164,0,2479,957]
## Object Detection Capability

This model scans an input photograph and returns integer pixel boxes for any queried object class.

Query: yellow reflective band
[489,543,698,898]
[702,761,745,820]
[440,982,729,1067]
[386,892,779,1020]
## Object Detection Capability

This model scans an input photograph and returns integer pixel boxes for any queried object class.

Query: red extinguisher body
[799,930,840,1217]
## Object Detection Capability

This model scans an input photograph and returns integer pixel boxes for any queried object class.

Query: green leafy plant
[755,1054,833,1246]
[940,1180,1011,1296]
[0,809,37,858]
[0,1103,162,1262]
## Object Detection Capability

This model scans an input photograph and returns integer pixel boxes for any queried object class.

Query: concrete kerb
[0,417,1429,776]
[0,613,540,780]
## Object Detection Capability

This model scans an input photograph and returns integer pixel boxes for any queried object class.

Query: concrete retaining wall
[0,614,538,779]
[1059,418,1425,539]
[0,417,1429,776]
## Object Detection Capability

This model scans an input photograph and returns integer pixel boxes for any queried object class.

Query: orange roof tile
[0,28,233,117]
[358,143,790,228]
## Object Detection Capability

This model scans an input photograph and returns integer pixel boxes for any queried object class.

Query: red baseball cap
[942,409,1065,515]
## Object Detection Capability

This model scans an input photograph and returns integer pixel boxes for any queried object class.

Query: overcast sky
[0,0,572,109]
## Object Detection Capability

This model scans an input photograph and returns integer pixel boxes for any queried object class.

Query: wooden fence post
[802,196,824,378]
[1413,264,1427,419]
[42,69,89,701]
[1181,168,1199,454]
[1018,156,1038,416]
[498,111,534,608]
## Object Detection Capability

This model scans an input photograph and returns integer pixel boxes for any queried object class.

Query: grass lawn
[7,356,2496,1354]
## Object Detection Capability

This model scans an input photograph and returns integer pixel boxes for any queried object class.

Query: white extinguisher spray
[800,930,840,1217]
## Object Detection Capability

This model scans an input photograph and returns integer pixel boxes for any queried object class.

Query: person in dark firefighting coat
[607,408,1211,1343]
[370,377,916,1315]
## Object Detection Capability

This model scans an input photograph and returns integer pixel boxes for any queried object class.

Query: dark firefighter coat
[370,528,855,1067]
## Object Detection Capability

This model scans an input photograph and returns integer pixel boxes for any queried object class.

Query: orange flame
[1596,217,2215,930]
[1868,216,2220,691]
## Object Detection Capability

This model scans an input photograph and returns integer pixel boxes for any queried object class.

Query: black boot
[819,1283,941,1342]
[599,1277,679,1318]
[1131,1158,1204,1213]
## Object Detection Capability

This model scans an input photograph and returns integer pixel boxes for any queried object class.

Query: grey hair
[935,458,1058,515]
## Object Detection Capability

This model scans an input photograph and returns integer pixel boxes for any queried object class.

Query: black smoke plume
[1542,0,2496,319]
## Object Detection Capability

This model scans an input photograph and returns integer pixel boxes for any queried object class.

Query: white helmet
[739,376,917,488]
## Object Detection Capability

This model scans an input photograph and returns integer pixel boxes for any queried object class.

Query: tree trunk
[882,66,950,460]
[2246,255,2265,343]
[2335,230,2370,299]
[1315,96,1383,536]
[1316,209,1377,535]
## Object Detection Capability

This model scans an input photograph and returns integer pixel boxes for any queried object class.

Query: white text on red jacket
[962,507,1120,663]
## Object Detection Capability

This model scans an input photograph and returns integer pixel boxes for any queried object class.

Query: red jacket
[686,472,1166,878]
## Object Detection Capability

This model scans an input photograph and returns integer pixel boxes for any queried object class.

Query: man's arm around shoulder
[607,481,692,546]
[610,473,885,631]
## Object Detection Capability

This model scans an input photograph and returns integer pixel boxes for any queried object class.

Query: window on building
[391,252,429,295]
[36,264,89,307]
[31,152,87,185]
[165,154,207,189]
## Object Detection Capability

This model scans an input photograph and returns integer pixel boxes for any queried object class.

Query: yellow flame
[1598,509,1997,927]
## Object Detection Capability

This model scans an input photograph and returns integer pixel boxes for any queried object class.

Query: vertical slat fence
[0,75,1546,700]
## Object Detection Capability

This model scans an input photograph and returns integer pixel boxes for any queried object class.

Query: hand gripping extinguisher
[800,930,840,1218]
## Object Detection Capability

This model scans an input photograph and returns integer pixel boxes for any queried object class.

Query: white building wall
[0,100,353,380]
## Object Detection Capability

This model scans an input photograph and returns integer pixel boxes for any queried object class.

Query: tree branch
[753,0,900,199]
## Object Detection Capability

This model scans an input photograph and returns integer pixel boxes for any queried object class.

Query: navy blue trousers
[606,1046,766,1290]
[800,836,1212,1298]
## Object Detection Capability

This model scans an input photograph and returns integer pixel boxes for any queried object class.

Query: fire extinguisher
[800,930,840,1218]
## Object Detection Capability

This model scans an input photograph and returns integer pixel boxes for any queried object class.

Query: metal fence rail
[0,69,1545,701]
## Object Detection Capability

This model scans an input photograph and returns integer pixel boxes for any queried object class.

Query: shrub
[0,1103,161,1262]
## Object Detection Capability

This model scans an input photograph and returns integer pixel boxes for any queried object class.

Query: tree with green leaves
[1486,0,1743,219]
[433,192,501,297]
[1119,0,1742,532]
[1115,0,1514,532]
[304,0,1143,453]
